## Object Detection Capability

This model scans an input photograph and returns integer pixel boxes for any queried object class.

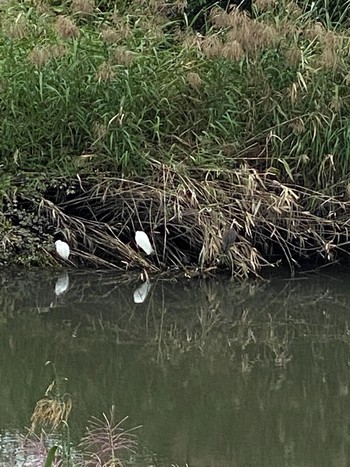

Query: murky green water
[1,269,350,466]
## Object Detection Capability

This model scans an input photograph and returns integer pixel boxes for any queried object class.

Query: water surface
[1,269,350,466]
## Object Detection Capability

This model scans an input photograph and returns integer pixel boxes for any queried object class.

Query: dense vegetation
[2,0,350,276]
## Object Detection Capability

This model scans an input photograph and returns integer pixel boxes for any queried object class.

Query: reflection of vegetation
[2,272,350,465]
[1,270,350,350]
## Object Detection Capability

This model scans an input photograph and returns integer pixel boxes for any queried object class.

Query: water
[1,269,350,466]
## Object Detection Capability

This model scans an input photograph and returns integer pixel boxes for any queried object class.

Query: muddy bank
[2,163,350,278]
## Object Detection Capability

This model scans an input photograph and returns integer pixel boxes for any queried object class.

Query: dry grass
[33,160,350,278]
[30,379,72,432]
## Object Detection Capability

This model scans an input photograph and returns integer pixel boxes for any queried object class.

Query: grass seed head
[317,31,342,70]
[27,44,67,67]
[3,15,28,40]
[285,46,301,68]
[290,118,305,135]
[181,31,202,50]
[49,44,68,58]
[210,7,232,28]
[110,9,121,24]
[331,96,342,112]
[111,46,134,66]
[95,61,115,82]
[202,35,222,58]
[72,0,94,15]
[93,121,108,139]
[33,0,52,14]
[55,15,79,38]
[219,12,278,57]
[255,0,277,12]
[28,47,51,67]
[222,39,245,61]
[174,0,187,13]
[186,71,202,89]
[305,22,325,40]
[80,406,139,465]
[319,45,338,69]
[101,27,122,44]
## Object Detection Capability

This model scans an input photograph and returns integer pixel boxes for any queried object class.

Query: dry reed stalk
[28,161,350,277]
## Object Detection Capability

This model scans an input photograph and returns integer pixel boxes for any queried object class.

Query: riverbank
[3,162,350,278]
[1,0,350,277]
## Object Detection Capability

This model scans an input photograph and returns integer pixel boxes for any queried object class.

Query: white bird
[133,281,151,304]
[55,240,70,260]
[135,231,154,255]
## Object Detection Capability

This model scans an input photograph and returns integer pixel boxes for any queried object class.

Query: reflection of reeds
[80,405,140,466]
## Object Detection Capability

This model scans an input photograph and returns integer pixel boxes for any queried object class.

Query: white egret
[55,240,70,260]
[135,231,154,255]
[133,281,151,304]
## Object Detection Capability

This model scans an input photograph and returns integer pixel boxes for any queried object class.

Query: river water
[0,269,350,466]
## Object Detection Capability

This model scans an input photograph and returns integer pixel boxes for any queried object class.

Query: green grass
[1,0,350,190]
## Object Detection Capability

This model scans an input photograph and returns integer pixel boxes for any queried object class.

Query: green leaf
[44,446,59,467]
[278,158,294,182]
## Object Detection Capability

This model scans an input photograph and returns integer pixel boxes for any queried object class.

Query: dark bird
[222,227,237,253]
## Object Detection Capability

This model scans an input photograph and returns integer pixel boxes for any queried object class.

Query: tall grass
[1,0,350,189]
